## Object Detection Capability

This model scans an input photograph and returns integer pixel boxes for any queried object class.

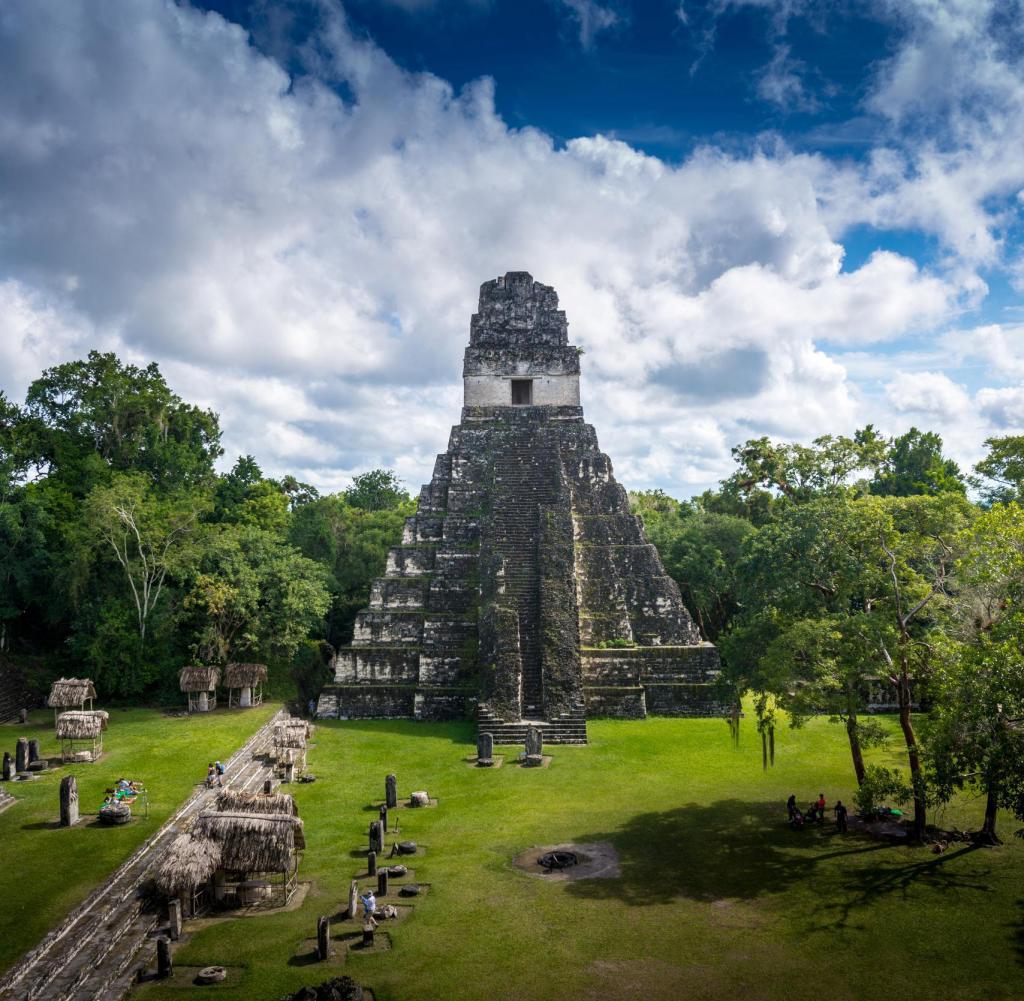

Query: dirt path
[0,708,287,1001]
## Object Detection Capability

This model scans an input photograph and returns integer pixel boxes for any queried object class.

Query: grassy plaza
[99,710,1024,1001]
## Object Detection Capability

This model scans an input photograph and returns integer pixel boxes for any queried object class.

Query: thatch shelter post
[224,663,267,709]
[179,666,220,714]
[156,799,304,913]
[47,678,98,729]
[56,710,108,763]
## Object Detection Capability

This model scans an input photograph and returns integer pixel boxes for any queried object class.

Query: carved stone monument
[15,737,28,774]
[379,804,388,832]
[409,790,429,808]
[2,752,11,782]
[385,774,397,809]
[524,726,543,766]
[368,851,377,877]
[348,879,359,920]
[369,820,383,854]
[377,869,388,897]
[27,738,40,764]
[59,775,78,827]
[316,273,724,740]
[477,731,494,766]
[317,916,330,961]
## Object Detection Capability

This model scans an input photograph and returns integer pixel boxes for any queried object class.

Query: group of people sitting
[101,778,143,809]
[787,793,848,832]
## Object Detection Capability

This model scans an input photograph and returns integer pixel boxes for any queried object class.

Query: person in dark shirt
[787,794,797,820]
[834,800,848,833]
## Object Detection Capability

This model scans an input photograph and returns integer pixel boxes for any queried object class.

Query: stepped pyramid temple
[317,272,724,742]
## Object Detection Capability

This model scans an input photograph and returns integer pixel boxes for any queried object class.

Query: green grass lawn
[132,713,1024,1001]
[0,703,277,978]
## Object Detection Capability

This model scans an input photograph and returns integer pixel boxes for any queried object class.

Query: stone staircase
[489,423,568,718]
[477,706,588,745]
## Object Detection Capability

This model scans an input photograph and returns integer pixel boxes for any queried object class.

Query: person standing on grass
[787,794,797,820]
[817,793,827,821]
[835,800,848,833]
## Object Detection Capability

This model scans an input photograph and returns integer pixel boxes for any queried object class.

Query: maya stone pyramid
[316,272,724,742]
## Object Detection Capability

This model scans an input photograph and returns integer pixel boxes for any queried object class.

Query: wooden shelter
[215,788,300,816]
[56,710,108,762]
[273,718,311,780]
[156,796,304,913]
[179,665,220,713]
[47,678,97,727]
[223,663,267,708]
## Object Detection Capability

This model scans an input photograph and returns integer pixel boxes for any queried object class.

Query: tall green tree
[972,434,1024,506]
[724,496,890,784]
[81,473,206,649]
[181,525,330,667]
[926,503,1024,840]
[343,469,408,512]
[721,427,888,507]
[871,427,966,497]
[24,351,222,492]
[871,493,973,839]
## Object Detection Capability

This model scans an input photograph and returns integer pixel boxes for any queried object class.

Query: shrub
[854,765,913,817]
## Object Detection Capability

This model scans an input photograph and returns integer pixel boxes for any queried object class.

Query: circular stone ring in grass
[196,966,227,985]
[514,843,621,882]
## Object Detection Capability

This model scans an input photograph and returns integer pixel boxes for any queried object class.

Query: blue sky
[1,0,1023,496]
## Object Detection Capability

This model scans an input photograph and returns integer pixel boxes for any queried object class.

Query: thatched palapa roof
[194,810,305,871]
[156,832,222,895]
[273,718,309,749]
[215,789,299,817]
[48,678,97,707]
[56,710,108,739]
[223,662,267,688]
[179,665,220,692]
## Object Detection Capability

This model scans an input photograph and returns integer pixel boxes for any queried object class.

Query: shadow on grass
[566,798,989,929]
[1012,899,1024,967]
[805,842,989,933]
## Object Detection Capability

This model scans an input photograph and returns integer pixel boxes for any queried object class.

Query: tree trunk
[896,667,926,841]
[845,712,866,785]
[980,781,1001,844]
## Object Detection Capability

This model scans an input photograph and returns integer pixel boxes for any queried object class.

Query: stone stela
[59,775,78,827]
[476,731,494,766]
[317,272,725,743]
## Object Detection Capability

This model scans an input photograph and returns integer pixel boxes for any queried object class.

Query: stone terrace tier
[317,273,724,740]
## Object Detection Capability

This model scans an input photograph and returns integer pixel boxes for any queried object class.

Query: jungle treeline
[2,351,1023,838]
[0,351,412,707]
